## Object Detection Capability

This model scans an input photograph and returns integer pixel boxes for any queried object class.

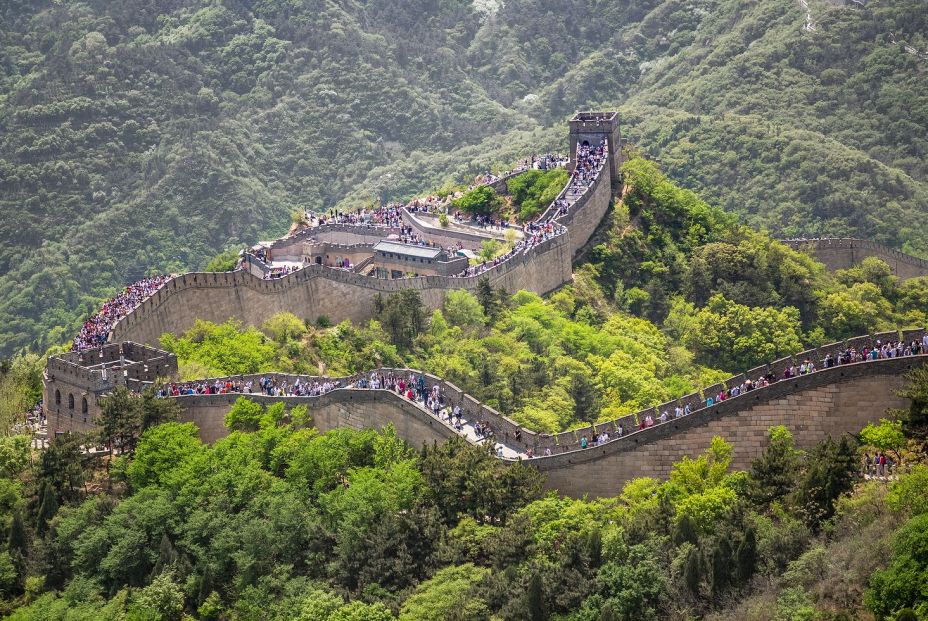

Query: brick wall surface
[536,361,917,498]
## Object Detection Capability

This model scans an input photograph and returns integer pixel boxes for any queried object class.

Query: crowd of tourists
[863,452,897,478]
[72,275,171,351]
[568,141,607,190]
[454,140,607,278]
[306,204,406,228]
[476,153,569,185]
[824,338,926,365]
[564,334,928,453]
[159,375,340,397]
[264,265,301,280]
[454,220,561,278]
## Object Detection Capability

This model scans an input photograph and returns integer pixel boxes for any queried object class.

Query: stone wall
[109,227,576,346]
[164,355,925,498]
[108,163,617,346]
[535,355,923,497]
[175,388,458,447]
[782,238,928,280]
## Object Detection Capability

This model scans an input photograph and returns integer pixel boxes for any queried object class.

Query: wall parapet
[782,237,928,279]
[531,354,926,472]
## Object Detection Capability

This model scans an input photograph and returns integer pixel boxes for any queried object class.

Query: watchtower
[568,111,623,186]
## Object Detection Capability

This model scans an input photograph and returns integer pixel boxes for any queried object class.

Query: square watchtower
[568,111,623,186]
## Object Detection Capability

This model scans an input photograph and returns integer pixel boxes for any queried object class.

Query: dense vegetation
[1,366,927,620]
[2,0,927,355]
[160,157,927,433]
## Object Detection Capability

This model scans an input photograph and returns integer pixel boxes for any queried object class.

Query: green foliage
[865,513,928,620]
[262,312,308,344]
[0,353,44,432]
[398,564,490,621]
[420,437,544,526]
[507,169,568,221]
[452,186,501,218]
[896,366,928,433]
[203,248,241,272]
[224,397,266,433]
[795,436,858,529]
[859,419,906,459]
[887,465,928,518]
[674,295,804,371]
[98,387,181,457]
[160,319,278,376]
[375,290,425,349]
[749,426,801,507]
[442,291,486,330]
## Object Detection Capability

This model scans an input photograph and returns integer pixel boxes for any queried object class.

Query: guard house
[369,241,467,279]
[43,342,178,434]
[568,111,623,185]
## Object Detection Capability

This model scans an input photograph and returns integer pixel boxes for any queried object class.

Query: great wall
[781,237,928,281]
[43,112,928,497]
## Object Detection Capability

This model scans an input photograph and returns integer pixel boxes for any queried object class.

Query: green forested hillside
[1,0,927,354]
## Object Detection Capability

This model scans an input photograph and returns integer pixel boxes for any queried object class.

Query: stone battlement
[781,238,928,280]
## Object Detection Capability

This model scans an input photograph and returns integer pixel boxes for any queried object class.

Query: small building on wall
[367,241,468,279]
[44,342,178,434]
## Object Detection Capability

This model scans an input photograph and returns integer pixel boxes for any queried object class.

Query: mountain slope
[1,0,927,354]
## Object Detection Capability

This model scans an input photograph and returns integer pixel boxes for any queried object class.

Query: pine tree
[476,277,500,319]
[711,538,732,596]
[152,532,179,579]
[7,507,27,583]
[35,481,59,536]
[7,509,26,557]
[526,571,546,621]
[587,528,602,569]
[672,514,698,546]
[748,425,799,506]
[683,546,702,595]
[735,527,757,584]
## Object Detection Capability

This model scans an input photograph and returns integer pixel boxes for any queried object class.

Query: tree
[376,290,425,348]
[599,602,618,621]
[710,537,732,596]
[452,186,501,217]
[475,278,502,319]
[443,290,486,329]
[672,514,698,546]
[131,570,185,621]
[525,571,546,621]
[419,437,543,526]
[225,397,265,432]
[159,319,278,376]
[8,507,27,558]
[138,387,181,432]
[735,526,757,584]
[749,425,800,507]
[35,481,59,536]
[37,432,86,503]
[796,436,858,529]
[895,366,928,436]
[204,248,241,272]
[859,419,906,463]
[683,546,702,595]
[97,386,142,458]
[567,371,601,426]
[398,564,491,621]
[865,513,928,619]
